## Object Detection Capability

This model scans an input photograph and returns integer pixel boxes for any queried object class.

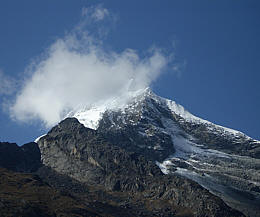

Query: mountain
[0,88,259,216]
[0,122,244,217]
[36,117,243,217]
[63,88,260,216]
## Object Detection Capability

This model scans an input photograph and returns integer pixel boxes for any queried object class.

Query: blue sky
[0,0,259,145]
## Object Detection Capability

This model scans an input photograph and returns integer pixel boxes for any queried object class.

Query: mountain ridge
[68,88,258,145]
[1,88,259,216]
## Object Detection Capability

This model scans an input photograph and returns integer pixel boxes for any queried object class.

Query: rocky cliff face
[37,117,244,217]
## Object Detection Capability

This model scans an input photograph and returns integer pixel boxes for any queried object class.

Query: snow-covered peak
[66,87,151,129]
[65,87,254,142]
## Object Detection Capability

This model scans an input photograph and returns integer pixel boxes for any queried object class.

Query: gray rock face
[39,118,162,188]
[38,118,244,217]
[98,95,175,162]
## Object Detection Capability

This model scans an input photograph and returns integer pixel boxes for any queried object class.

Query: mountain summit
[68,87,259,157]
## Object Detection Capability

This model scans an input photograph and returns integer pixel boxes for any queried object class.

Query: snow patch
[166,99,248,139]
[156,160,174,174]
[34,134,47,143]
[71,106,106,130]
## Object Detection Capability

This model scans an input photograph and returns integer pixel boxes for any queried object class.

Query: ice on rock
[34,134,47,143]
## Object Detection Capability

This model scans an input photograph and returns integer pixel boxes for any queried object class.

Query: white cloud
[10,6,170,128]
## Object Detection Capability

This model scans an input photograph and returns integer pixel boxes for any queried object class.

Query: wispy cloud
[172,60,186,78]
[10,5,171,128]
[0,70,17,96]
[82,4,109,21]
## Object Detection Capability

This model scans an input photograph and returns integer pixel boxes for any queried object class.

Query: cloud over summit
[10,6,170,128]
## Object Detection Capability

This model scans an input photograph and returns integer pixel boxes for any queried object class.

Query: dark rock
[0,167,101,217]
[0,142,41,172]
